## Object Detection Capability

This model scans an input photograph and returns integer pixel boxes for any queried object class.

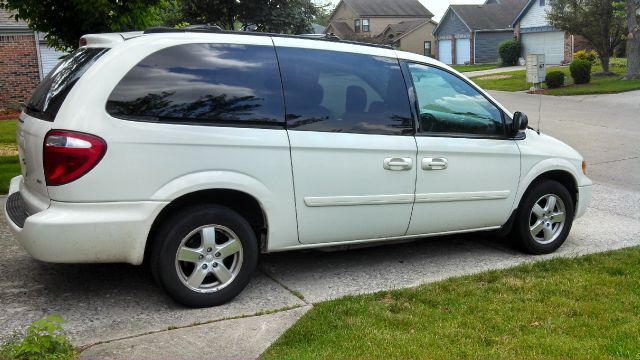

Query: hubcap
[175,225,243,293]
[529,194,566,245]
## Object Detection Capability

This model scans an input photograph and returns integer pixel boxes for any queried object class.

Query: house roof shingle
[344,0,433,18]
[329,21,354,36]
[0,8,27,27]
[450,0,527,31]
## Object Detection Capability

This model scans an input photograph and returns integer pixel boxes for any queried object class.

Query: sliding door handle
[383,157,413,171]
[422,157,448,170]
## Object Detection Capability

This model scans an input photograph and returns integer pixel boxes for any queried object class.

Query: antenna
[537,86,542,134]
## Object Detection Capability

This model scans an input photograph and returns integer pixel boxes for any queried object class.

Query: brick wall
[0,34,40,110]
[563,34,593,63]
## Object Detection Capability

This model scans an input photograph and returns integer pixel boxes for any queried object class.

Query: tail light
[43,130,107,186]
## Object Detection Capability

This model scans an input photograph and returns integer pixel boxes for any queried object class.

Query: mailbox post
[526,54,546,91]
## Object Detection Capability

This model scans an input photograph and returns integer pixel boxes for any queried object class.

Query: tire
[151,205,258,307]
[512,180,575,254]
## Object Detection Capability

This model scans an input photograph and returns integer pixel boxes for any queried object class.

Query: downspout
[34,32,44,80]
[473,31,477,64]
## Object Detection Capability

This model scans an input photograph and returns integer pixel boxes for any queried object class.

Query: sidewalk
[464,65,524,78]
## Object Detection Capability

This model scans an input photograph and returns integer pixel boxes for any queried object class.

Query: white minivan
[5,28,592,307]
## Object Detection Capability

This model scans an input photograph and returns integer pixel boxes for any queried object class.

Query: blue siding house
[433,0,526,65]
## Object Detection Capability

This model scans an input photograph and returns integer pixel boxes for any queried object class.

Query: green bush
[0,316,77,360]
[570,59,592,84]
[498,40,522,66]
[573,49,598,65]
[545,71,565,88]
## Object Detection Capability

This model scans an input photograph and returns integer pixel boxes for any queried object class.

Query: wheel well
[145,189,267,262]
[526,170,578,208]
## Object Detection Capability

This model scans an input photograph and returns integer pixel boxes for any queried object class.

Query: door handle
[383,157,413,171]
[422,157,448,170]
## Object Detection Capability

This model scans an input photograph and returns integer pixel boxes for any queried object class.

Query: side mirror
[512,111,528,133]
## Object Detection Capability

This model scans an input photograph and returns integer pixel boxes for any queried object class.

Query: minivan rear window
[25,47,108,122]
[106,43,285,128]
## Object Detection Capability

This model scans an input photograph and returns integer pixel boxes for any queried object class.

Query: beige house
[325,0,437,56]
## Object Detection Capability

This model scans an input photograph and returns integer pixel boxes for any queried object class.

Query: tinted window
[107,44,284,128]
[408,63,504,136]
[26,48,108,122]
[277,48,413,135]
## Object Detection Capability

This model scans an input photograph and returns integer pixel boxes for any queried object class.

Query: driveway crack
[259,267,310,305]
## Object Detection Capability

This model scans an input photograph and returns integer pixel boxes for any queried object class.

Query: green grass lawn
[474,64,640,95]
[0,120,20,194]
[451,63,499,73]
[263,247,640,360]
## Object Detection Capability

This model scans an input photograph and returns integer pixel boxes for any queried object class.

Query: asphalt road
[0,90,638,359]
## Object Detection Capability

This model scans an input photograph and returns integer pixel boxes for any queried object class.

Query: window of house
[424,41,432,57]
[540,0,545,5]
[407,63,504,137]
[277,47,414,135]
[362,19,370,32]
[354,19,361,33]
[106,43,285,128]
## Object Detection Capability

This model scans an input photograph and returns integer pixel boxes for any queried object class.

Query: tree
[547,0,626,74]
[0,0,164,51]
[180,0,318,33]
[625,0,640,79]
[313,1,334,27]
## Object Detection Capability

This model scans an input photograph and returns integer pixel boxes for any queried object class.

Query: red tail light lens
[43,130,107,186]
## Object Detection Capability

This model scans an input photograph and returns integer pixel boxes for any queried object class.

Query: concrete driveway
[0,91,638,359]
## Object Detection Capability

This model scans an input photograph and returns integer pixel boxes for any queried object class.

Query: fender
[151,170,272,207]
[148,171,302,250]
[513,158,583,211]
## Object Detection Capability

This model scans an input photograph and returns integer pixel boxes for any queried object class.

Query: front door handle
[422,157,448,170]
[383,157,413,171]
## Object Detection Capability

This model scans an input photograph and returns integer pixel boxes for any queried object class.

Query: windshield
[25,47,108,121]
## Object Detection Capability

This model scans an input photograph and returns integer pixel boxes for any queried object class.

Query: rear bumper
[4,176,168,265]
[575,184,592,218]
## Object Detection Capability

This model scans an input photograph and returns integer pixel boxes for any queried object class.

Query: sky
[321,0,485,22]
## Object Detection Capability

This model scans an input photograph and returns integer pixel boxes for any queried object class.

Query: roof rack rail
[144,24,223,34]
[142,26,393,50]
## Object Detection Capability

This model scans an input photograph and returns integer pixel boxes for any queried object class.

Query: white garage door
[438,40,452,64]
[521,31,565,65]
[455,38,470,65]
[39,44,68,76]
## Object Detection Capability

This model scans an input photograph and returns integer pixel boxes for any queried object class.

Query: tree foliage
[547,0,626,73]
[0,0,164,51]
[180,0,318,33]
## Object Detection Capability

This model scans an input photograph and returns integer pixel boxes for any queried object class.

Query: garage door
[438,40,452,64]
[455,38,470,65]
[39,44,68,76]
[521,31,565,65]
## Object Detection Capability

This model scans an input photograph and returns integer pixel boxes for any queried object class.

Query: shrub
[573,50,598,65]
[498,40,521,66]
[545,71,565,88]
[570,59,592,84]
[0,316,77,360]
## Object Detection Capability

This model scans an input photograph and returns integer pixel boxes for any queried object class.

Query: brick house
[0,9,66,110]
[325,0,437,56]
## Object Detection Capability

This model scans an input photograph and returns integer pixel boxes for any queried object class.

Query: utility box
[526,54,546,84]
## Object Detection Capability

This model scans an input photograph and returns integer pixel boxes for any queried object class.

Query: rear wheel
[512,180,574,254]
[151,205,258,307]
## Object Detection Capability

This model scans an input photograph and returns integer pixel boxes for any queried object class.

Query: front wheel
[512,180,575,254]
[151,205,258,307]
